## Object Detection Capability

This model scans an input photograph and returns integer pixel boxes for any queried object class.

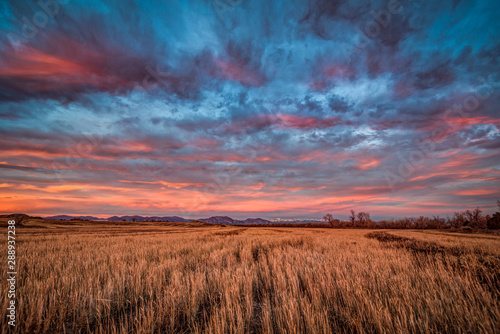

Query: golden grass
[1,220,499,333]
[389,229,500,256]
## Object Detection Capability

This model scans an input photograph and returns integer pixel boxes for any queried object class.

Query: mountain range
[43,215,273,225]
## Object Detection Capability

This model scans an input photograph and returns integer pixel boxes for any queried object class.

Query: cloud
[0,0,499,218]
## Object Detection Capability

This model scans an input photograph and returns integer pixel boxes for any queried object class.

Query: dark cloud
[328,95,352,113]
[414,61,456,90]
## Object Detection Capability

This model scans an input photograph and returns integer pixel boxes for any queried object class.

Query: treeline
[234,223,330,228]
[323,201,500,230]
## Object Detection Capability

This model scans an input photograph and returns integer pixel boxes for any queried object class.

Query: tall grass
[1,223,499,333]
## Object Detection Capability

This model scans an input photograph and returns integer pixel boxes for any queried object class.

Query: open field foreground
[1,220,499,333]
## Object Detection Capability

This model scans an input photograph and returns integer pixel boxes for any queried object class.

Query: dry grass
[1,219,499,333]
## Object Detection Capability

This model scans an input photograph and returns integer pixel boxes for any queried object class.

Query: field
[1,219,499,333]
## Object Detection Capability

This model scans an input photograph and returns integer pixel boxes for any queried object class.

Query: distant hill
[42,215,273,224]
[244,218,273,224]
[198,216,237,224]
[198,216,273,225]
[106,216,191,222]
[0,213,32,219]
[44,215,102,221]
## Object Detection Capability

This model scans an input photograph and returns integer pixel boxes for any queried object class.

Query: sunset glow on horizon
[1,0,499,220]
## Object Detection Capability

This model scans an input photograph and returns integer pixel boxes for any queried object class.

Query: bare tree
[464,210,473,224]
[472,207,483,225]
[349,210,356,226]
[323,214,333,227]
[464,207,484,228]
[357,212,371,227]
[487,200,500,229]
[323,214,340,228]
[451,212,466,228]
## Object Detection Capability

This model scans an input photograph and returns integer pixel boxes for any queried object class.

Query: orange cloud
[454,189,498,196]
[0,42,134,91]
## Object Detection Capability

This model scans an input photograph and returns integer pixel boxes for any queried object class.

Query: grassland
[1,218,499,333]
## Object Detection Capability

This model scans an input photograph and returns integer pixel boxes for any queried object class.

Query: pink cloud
[215,58,265,87]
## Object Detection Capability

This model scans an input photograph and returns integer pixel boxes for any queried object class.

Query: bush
[487,212,500,229]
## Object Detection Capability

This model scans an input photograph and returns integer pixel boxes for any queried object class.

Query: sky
[0,0,499,220]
